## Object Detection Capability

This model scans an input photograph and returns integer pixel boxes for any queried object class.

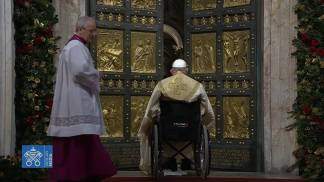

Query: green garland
[0,0,58,181]
[291,0,324,181]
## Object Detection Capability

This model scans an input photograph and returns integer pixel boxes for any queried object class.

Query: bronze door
[91,0,164,169]
[91,0,261,171]
[185,0,261,171]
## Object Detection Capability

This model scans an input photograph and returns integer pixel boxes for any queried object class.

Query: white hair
[75,16,95,32]
[170,67,188,74]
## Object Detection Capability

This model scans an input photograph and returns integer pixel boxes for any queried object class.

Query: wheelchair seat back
[159,98,201,142]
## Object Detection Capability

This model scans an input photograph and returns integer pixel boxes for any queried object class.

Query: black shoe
[181,158,192,170]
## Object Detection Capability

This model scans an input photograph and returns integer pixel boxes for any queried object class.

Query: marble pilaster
[53,0,87,51]
[263,0,298,174]
[0,0,16,156]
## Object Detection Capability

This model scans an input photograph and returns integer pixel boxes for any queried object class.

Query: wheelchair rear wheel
[151,124,161,180]
[194,125,210,179]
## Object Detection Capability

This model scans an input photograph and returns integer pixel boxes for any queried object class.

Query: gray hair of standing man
[75,16,95,32]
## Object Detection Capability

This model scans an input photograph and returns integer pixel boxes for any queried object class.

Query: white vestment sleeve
[138,84,161,137]
[68,46,99,94]
[200,86,216,129]
[138,83,161,174]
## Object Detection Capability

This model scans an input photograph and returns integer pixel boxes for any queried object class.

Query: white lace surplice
[47,40,106,137]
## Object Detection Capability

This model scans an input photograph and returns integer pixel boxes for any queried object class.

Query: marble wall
[53,0,87,52]
[263,0,298,174]
[0,0,15,156]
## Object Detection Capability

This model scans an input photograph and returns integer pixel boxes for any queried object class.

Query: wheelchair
[151,98,210,180]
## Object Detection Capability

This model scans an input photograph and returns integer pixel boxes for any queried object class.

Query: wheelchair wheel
[195,125,210,179]
[151,124,160,180]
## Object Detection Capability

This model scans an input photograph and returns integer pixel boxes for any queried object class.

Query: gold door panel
[131,32,156,73]
[223,13,251,24]
[130,96,150,137]
[223,30,250,73]
[192,0,217,11]
[131,80,156,90]
[97,0,124,7]
[97,29,124,72]
[101,96,124,138]
[213,148,251,168]
[97,12,125,22]
[224,80,250,90]
[131,15,157,25]
[223,97,250,139]
[192,16,217,26]
[223,0,251,8]
[191,33,216,74]
[131,0,156,10]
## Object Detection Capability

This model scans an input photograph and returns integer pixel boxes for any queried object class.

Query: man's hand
[74,74,100,95]
[89,81,100,95]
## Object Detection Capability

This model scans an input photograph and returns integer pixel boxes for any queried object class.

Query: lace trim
[51,115,100,126]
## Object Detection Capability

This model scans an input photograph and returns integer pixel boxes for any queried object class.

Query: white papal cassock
[138,72,215,174]
[47,40,106,137]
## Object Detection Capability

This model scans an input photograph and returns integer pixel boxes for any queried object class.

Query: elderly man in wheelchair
[138,59,215,179]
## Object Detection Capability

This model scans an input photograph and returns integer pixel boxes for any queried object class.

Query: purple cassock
[47,34,117,181]
[49,135,117,181]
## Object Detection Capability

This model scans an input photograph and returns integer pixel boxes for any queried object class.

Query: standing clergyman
[47,16,117,181]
